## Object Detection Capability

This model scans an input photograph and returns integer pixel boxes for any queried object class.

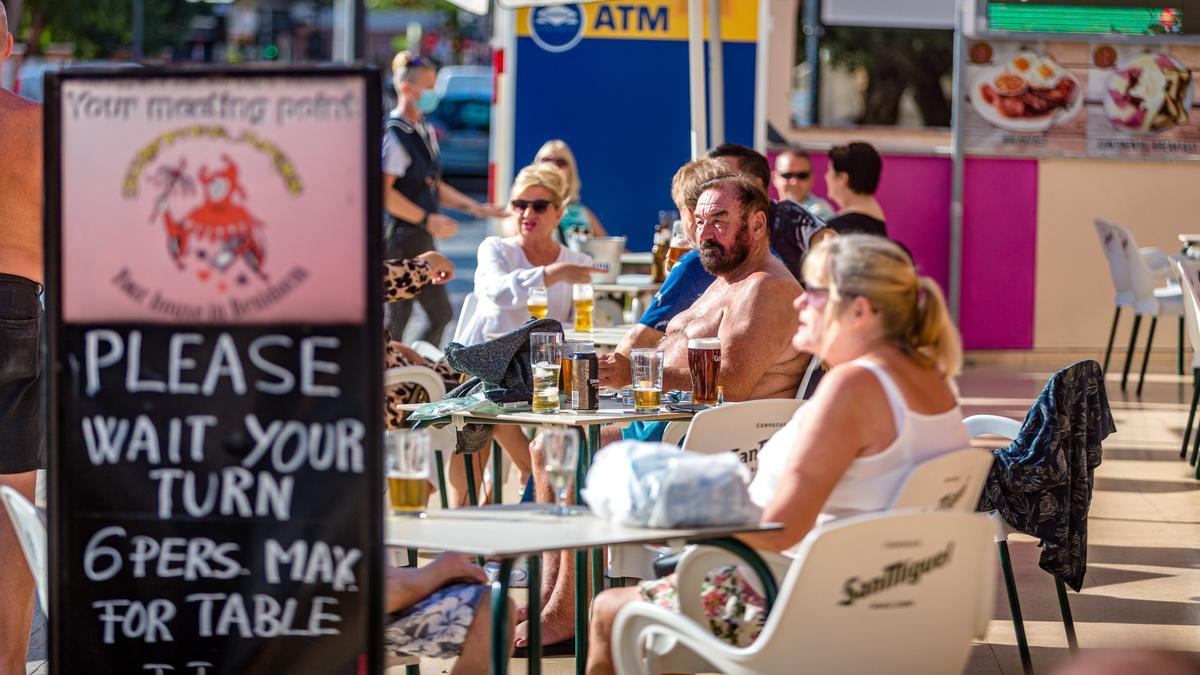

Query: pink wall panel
[768,150,1036,349]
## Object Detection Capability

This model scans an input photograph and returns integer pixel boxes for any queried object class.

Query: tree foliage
[20,0,205,59]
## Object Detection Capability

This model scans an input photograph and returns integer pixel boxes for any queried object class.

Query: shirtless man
[512,175,806,648]
[0,4,44,672]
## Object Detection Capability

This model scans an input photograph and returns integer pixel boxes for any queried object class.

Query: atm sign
[519,1,758,48]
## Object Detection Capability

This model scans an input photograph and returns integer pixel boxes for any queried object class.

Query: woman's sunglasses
[779,171,812,181]
[511,199,553,214]
[540,157,569,169]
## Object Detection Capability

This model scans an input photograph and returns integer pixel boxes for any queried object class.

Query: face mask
[415,89,440,114]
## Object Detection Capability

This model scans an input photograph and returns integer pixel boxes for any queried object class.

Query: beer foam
[688,338,720,349]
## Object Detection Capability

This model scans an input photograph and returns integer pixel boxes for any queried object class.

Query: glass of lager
[666,220,694,272]
[561,339,594,402]
[631,348,664,412]
[688,337,721,405]
[528,286,549,319]
[543,427,580,515]
[531,332,563,413]
[573,283,594,332]
[386,429,433,516]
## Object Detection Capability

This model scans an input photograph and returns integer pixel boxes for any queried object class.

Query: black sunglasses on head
[779,171,812,181]
[540,157,569,169]
[512,199,553,214]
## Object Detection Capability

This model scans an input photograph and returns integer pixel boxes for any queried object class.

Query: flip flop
[484,560,529,588]
[513,638,576,659]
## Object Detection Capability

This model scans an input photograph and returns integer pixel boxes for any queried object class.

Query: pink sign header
[60,75,368,324]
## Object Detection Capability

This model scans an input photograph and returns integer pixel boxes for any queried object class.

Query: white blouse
[748,359,969,557]
[456,236,593,346]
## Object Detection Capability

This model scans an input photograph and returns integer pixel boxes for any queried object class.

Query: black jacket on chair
[978,360,1115,591]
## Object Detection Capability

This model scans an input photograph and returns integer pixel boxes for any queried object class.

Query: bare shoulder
[817,362,887,401]
[738,266,801,302]
[0,92,42,144]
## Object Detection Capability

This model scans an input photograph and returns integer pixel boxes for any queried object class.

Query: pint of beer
[687,337,721,405]
[631,348,664,412]
[573,284,594,332]
[386,429,433,514]
[528,286,549,320]
[531,332,563,413]
[665,220,694,272]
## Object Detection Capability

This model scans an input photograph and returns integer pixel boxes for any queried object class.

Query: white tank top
[748,359,969,556]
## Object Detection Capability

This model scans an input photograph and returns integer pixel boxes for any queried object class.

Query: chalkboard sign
[44,68,383,674]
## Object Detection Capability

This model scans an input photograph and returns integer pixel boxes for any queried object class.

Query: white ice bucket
[582,236,626,284]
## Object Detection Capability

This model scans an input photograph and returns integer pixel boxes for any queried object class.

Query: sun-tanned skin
[0,6,43,672]
[513,181,806,649]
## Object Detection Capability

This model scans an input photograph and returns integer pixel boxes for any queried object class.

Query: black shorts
[0,273,45,473]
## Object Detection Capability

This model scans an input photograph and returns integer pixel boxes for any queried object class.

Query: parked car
[435,65,491,99]
[428,93,490,177]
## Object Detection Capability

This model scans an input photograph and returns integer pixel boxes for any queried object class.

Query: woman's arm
[738,367,879,552]
[473,239,546,308]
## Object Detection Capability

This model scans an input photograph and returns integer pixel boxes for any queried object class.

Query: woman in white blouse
[458,164,597,346]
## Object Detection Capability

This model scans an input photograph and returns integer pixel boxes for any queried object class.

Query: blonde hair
[510,163,570,208]
[671,158,733,211]
[534,140,581,204]
[391,51,435,89]
[803,234,962,377]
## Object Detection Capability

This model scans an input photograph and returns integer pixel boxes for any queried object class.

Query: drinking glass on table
[631,348,664,412]
[573,283,594,332]
[531,332,563,413]
[528,286,549,320]
[386,429,433,516]
[542,427,579,515]
[688,337,721,405]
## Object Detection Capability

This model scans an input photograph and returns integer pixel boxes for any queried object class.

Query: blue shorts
[622,420,668,443]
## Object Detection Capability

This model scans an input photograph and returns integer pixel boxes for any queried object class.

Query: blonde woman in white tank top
[587,235,967,672]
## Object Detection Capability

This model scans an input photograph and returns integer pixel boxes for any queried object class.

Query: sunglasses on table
[540,157,569,169]
[779,171,812,181]
[511,199,554,213]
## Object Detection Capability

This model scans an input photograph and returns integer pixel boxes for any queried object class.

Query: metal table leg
[528,554,542,675]
[491,558,515,675]
[574,548,588,675]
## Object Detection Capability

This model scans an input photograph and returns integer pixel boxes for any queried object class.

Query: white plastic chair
[964,414,1079,672]
[1093,219,1183,395]
[1,485,47,612]
[450,292,479,345]
[1172,260,1200,470]
[409,339,446,363]
[613,510,996,675]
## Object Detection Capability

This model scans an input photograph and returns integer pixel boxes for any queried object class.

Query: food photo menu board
[44,68,383,674]
[963,39,1200,158]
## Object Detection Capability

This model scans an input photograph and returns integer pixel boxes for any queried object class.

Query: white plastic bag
[582,441,762,528]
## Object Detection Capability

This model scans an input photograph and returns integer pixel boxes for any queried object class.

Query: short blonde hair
[803,235,962,377]
[510,163,570,208]
[391,51,434,89]
[671,158,733,211]
[534,140,582,204]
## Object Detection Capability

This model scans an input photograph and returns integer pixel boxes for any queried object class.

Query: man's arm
[439,180,506,218]
[615,323,664,358]
[383,173,427,222]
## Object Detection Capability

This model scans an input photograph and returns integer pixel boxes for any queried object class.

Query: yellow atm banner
[516,0,759,43]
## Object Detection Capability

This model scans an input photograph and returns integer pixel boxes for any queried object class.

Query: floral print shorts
[385,583,488,659]
[638,565,767,648]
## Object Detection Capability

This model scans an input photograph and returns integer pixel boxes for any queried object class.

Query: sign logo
[530,4,586,53]
[839,542,955,606]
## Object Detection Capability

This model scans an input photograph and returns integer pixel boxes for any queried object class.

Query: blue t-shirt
[638,250,715,332]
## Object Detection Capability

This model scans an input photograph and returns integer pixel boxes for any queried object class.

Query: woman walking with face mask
[382,51,506,344]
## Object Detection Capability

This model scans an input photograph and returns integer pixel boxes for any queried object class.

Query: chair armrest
[613,601,741,675]
[674,545,790,626]
[384,365,447,401]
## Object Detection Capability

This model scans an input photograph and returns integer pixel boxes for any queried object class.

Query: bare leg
[0,471,37,675]
[587,587,642,675]
[450,588,515,675]
[445,447,490,507]
[493,425,532,484]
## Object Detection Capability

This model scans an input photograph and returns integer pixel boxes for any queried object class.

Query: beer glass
[531,332,563,413]
[631,348,664,412]
[528,286,549,320]
[666,220,694,271]
[561,339,594,402]
[542,427,579,516]
[385,429,433,516]
[573,284,594,332]
[688,337,721,405]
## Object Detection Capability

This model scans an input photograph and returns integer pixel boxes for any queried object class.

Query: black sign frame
[44,65,383,674]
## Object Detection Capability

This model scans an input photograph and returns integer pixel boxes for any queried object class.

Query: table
[619,252,653,273]
[386,504,782,675]
[593,274,661,323]
[419,399,695,674]
[563,326,630,348]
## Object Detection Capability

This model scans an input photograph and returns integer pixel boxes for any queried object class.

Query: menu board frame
[43,66,383,674]
[967,0,1200,44]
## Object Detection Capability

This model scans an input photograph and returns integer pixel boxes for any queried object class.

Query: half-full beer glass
[531,332,563,412]
[528,286,549,319]
[631,348,664,412]
[573,284,594,332]
[666,220,694,271]
[386,429,433,515]
[688,337,721,405]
